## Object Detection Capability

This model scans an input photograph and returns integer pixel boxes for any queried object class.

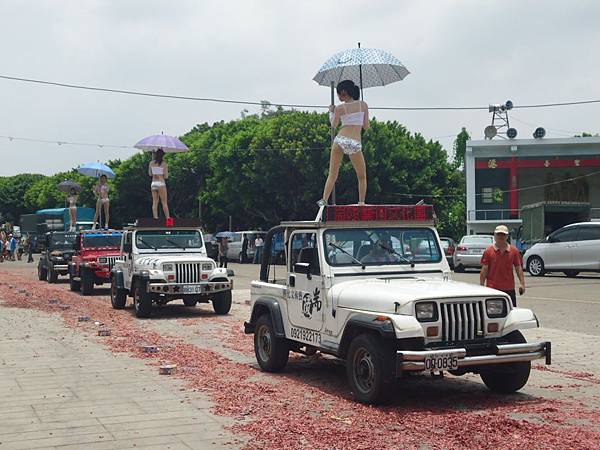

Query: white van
[523,222,600,277]
[226,231,266,263]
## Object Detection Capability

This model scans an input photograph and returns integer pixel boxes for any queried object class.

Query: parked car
[523,222,600,277]
[453,235,494,272]
[439,237,456,269]
[226,231,266,263]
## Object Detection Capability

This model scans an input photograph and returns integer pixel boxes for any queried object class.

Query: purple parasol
[134,134,189,153]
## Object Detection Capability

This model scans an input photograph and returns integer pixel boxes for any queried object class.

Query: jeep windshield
[50,233,77,249]
[83,233,123,248]
[324,227,442,266]
[135,230,203,250]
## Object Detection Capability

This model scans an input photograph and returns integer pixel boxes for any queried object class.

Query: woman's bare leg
[349,151,367,204]
[158,186,170,218]
[92,201,101,229]
[151,189,159,218]
[103,202,110,228]
[321,144,344,203]
[70,209,76,230]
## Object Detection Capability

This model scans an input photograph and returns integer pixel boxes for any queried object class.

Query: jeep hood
[332,278,505,314]
[135,254,212,268]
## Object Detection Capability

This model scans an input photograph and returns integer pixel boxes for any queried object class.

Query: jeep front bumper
[147,281,231,295]
[396,341,551,374]
[51,264,69,272]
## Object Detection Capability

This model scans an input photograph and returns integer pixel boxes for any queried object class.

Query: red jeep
[69,230,123,295]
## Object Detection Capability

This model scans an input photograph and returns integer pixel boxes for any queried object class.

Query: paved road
[1,259,599,448]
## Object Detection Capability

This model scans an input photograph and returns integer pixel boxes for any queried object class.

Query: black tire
[527,256,545,277]
[47,264,58,283]
[38,262,47,281]
[346,333,395,404]
[69,274,81,291]
[254,314,289,372]
[454,264,465,273]
[133,279,152,318]
[480,331,531,394]
[80,269,94,296]
[564,270,579,278]
[212,290,232,315]
[110,276,127,309]
[183,297,198,307]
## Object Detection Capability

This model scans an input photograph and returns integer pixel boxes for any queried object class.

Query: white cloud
[1,0,599,175]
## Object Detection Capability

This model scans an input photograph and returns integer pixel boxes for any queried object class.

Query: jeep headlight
[486,298,507,318]
[162,263,174,272]
[201,263,213,271]
[98,257,107,264]
[415,302,437,321]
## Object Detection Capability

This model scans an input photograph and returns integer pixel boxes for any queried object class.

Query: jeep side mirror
[294,262,311,276]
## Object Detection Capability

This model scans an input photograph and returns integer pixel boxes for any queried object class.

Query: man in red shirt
[480,225,525,306]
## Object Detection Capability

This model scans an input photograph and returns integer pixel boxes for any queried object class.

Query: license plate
[183,285,203,294]
[470,249,484,254]
[423,352,460,371]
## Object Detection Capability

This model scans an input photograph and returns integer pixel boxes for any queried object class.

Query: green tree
[453,127,470,169]
[0,174,45,222]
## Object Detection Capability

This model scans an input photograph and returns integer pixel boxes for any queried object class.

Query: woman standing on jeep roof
[67,188,78,232]
[148,149,170,219]
[92,175,110,230]
[318,79,370,207]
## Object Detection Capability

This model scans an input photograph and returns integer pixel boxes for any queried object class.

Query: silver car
[524,222,600,277]
[226,231,266,263]
[453,235,494,272]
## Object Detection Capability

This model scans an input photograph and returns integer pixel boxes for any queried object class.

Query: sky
[1,0,599,176]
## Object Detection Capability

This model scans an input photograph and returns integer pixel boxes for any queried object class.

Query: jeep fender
[210,268,228,280]
[111,268,125,289]
[244,297,285,338]
[502,307,539,336]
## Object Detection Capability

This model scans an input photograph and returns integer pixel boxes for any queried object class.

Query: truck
[37,231,78,283]
[69,230,124,295]
[34,207,95,233]
[518,201,591,251]
[110,218,233,318]
[244,204,551,404]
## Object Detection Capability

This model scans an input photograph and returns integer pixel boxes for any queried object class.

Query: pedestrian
[317,80,370,207]
[92,175,110,230]
[218,237,229,268]
[16,237,23,261]
[148,148,170,219]
[8,234,17,261]
[480,225,526,307]
[241,235,249,263]
[27,234,34,263]
[0,236,4,263]
[253,235,264,264]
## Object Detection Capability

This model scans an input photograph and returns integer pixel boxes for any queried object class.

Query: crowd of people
[0,224,32,263]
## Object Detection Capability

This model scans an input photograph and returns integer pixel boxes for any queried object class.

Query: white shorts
[334,135,362,155]
[151,181,166,190]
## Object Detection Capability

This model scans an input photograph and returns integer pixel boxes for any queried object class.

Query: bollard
[97,329,111,336]
[159,364,177,375]
[78,316,91,322]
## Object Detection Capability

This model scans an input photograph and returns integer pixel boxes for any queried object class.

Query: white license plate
[183,285,203,294]
[423,352,460,371]
[470,249,484,254]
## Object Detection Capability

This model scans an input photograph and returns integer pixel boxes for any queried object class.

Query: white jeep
[111,219,232,318]
[244,205,551,404]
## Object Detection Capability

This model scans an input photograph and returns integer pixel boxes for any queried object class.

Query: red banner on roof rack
[324,205,434,222]
[136,218,202,228]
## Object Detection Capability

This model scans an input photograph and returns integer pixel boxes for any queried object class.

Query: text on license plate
[183,285,203,294]
[423,352,460,371]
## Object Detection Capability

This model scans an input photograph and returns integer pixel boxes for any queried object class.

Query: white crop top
[151,166,165,175]
[331,101,365,127]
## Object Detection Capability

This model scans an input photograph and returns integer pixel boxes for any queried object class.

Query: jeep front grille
[440,301,485,342]
[105,256,120,269]
[175,263,202,284]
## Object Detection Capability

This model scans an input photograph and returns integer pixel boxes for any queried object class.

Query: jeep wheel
[454,264,465,273]
[254,314,289,372]
[347,334,395,405]
[110,277,127,309]
[183,297,197,307]
[527,256,545,277]
[212,290,232,315]
[480,331,531,394]
[133,280,152,318]
[38,263,47,281]
[80,270,94,296]
[69,275,81,292]
[47,265,58,283]
[564,270,579,278]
